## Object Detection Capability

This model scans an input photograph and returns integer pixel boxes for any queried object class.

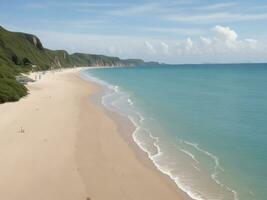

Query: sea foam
[81,69,239,200]
[81,70,211,200]
[81,64,267,200]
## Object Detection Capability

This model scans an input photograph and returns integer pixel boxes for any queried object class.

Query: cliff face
[0,26,145,72]
[0,25,147,103]
[24,34,44,50]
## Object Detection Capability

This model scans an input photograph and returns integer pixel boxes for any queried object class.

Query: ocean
[82,63,267,200]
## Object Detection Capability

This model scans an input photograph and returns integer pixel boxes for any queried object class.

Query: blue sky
[1,0,267,63]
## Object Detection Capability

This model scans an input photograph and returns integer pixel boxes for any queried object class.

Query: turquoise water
[82,64,267,200]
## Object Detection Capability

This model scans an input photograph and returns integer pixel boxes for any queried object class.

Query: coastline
[0,69,188,200]
[80,70,192,200]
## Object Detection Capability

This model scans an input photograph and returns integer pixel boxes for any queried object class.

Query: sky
[0,0,267,64]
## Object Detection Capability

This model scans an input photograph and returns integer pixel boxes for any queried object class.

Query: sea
[81,63,267,200]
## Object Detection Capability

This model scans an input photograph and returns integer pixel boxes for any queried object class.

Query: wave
[183,141,224,172]
[80,69,237,200]
[127,98,134,106]
[182,141,239,200]
[180,149,200,164]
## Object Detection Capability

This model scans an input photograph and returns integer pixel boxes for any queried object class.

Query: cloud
[108,1,192,16]
[200,37,212,45]
[174,26,266,59]
[165,12,267,23]
[145,27,204,36]
[142,25,266,62]
[197,3,238,10]
[244,39,258,49]
[23,2,121,11]
[72,2,128,12]
[184,38,194,50]
[109,3,162,16]
[32,25,267,64]
[212,25,238,41]
[145,41,157,54]
[24,3,47,9]
[161,42,169,55]
[40,19,104,29]
[70,2,119,7]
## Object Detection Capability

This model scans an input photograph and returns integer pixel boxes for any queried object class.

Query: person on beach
[19,126,25,133]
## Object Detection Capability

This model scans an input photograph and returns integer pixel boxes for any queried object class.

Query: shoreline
[80,69,193,200]
[0,69,188,200]
[101,103,192,200]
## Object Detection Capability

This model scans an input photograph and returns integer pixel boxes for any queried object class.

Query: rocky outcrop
[24,34,44,50]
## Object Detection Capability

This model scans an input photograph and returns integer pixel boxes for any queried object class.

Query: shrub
[22,57,31,65]
[0,78,27,103]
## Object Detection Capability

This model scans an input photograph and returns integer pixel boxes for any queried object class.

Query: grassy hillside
[70,53,145,67]
[0,25,146,103]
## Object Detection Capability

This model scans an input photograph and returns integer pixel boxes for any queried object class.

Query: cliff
[0,25,147,103]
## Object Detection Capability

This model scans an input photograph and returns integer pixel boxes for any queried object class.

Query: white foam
[80,69,234,200]
[180,149,200,164]
[249,190,254,196]
[193,164,201,172]
[132,132,206,200]
[127,98,134,106]
[183,141,239,200]
[183,141,224,172]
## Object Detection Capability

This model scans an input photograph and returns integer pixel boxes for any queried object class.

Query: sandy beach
[0,69,188,200]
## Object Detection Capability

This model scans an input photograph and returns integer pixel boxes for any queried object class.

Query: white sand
[0,69,187,200]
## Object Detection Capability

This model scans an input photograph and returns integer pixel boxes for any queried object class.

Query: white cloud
[40,19,104,29]
[244,39,258,49]
[73,2,128,12]
[184,38,194,50]
[212,25,238,41]
[109,3,161,16]
[200,37,212,45]
[197,3,238,10]
[70,2,119,7]
[32,25,267,64]
[23,2,122,11]
[165,12,267,23]
[145,41,157,54]
[143,25,267,62]
[24,3,47,9]
[179,26,265,60]
[108,1,192,16]
[145,27,204,36]
[161,42,169,55]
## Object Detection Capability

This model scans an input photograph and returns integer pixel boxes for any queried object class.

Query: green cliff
[0,26,145,103]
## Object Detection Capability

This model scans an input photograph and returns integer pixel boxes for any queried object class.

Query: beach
[0,69,187,200]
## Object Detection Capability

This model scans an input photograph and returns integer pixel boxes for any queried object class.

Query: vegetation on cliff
[0,26,145,103]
